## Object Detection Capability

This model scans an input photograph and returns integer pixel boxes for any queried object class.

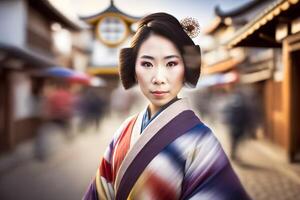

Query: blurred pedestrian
[223,87,255,160]
[34,82,75,160]
[76,88,107,131]
[43,84,74,129]
[83,13,250,200]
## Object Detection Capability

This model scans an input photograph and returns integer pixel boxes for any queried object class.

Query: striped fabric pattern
[83,110,250,200]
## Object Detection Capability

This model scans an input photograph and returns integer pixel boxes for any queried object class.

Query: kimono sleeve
[82,117,133,200]
[181,129,251,200]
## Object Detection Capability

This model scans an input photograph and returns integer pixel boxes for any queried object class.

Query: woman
[83,13,250,200]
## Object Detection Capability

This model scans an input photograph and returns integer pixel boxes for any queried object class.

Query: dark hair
[119,12,201,89]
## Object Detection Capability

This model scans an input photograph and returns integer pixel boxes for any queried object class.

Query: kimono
[83,98,251,200]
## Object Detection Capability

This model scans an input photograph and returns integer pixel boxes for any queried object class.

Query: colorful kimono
[83,98,250,200]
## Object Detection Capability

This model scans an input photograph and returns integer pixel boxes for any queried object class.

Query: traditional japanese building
[197,0,272,126]
[228,0,300,162]
[0,0,87,154]
[201,0,272,87]
[80,0,141,93]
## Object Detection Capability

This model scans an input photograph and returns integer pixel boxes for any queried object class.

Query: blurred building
[202,0,272,85]
[201,0,300,158]
[199,0,272,119]
[80,0,141,97]
[227,0,300,162]
[0,0,89,154]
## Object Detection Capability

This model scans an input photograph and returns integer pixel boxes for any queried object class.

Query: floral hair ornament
[180,17,200,38]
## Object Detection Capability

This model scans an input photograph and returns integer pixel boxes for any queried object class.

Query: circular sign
[96,15,128,47]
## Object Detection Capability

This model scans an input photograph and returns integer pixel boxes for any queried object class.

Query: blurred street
[209,121,300,200]
[0,114,300,200]
[0,115,123,200]
[1,0,300,199]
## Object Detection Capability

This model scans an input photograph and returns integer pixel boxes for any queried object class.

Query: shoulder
[171,122,220,154]
[187,122,212,136]
[174,122,227,160]
[180,122,216,145]
[182,123,230,176]
[188,123,224,150]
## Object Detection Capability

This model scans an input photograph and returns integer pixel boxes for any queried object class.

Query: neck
[148,97,179,119]
[148,104,160,119]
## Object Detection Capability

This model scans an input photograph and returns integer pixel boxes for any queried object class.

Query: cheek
[135,66,149,90]
[135,65,145,81]
[171,67,185,86]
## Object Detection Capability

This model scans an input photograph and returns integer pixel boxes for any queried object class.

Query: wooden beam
[282,37,292,161]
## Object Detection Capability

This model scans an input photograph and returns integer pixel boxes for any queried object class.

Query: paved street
[209,121,300,200]
[0,115,123,200]
[0,115,300,200]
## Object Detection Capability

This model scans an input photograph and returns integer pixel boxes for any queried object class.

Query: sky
[50,0,251,28]
[49,0,251,46]
[77,0,250,24]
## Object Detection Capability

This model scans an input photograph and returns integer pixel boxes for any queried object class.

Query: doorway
[290,49,300,161]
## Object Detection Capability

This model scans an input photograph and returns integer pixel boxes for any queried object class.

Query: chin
[150,97,173,107]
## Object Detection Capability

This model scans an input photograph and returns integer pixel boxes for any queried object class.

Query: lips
[151,90,168,94]
[150,90,169,98]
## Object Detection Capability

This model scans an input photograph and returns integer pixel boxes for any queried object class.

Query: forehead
[137,34,180,58]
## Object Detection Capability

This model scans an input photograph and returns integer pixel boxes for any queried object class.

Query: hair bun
[180,17,200,38]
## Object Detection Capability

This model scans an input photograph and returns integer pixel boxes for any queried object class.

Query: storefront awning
[228,0,300,48]
[32,0,87,31]
[0,43,57,68]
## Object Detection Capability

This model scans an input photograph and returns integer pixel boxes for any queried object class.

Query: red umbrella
[68,72,91,85]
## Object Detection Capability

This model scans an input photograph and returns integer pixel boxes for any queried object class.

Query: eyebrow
[140,55,180,60]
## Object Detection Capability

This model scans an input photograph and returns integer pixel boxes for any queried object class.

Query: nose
[152,66,167,85]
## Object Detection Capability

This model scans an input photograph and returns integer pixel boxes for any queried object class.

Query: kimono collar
[115,97,192,192]
[141,97,179,133]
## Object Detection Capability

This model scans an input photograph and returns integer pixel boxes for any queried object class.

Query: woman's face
[135,34,185,114]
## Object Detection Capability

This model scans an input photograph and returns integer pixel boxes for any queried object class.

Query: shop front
[228,0,300,162]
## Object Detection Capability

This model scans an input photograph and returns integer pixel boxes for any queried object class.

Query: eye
[141,61,153,68]
[166,61,178,67]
